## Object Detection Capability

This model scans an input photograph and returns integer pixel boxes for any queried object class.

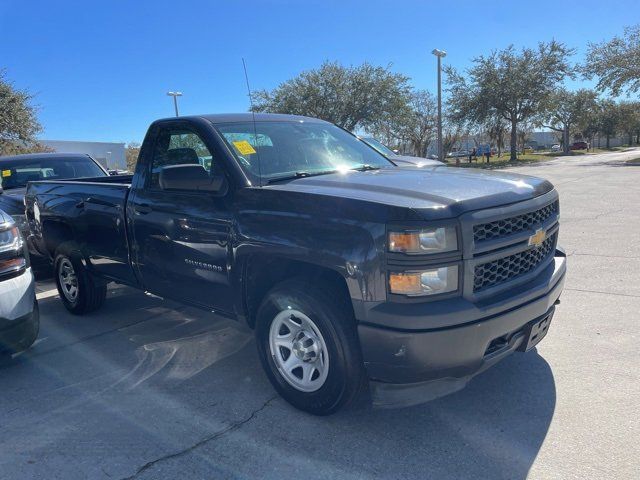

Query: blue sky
[0,0,638,143]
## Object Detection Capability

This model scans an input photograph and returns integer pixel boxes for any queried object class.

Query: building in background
[40,140,126,170]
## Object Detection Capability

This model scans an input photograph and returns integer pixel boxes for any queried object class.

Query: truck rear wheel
[54,243,107,315]
[255,279,366,415]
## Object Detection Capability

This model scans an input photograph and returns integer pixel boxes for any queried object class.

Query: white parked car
[359,137,445,167]
[446,150,470,158]
[0,209,39,359]
[551,144,561,152]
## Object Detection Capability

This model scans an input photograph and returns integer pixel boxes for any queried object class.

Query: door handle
[75,200,85,209]
[135,203,152,214]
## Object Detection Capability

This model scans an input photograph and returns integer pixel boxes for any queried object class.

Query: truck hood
[391,155,444,168]
[0,187,26,216]
[266,166,553,219]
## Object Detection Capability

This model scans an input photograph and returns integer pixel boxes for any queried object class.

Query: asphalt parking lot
[1,149,638,479]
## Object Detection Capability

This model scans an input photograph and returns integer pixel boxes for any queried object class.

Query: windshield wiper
[351,164,380,172]
[267,170,337,184]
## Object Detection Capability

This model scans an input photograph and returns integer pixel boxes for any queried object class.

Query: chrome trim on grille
[459,190,561,301]
[474,200,559,243]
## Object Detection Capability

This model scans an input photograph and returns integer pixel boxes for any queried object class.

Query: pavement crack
[562,207,627,223]
[120,396,277,480]
[566,249,640,259]
[567,252,640,259]
[564,287,640,298]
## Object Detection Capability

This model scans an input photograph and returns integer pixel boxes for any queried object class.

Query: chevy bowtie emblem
[528,228,547,248]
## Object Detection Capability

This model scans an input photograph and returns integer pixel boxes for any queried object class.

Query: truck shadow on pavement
[0,286,555,480]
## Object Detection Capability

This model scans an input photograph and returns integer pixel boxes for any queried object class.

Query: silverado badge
[528,228,547,248]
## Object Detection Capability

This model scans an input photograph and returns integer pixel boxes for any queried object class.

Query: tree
[517,123,534,155]
[446,41,575,160]
[539,89,598,153]
[617,101,640,145]
[125,141,141,172]
[576,100,602,149]
[598,100,619,149]
[0,69,43,155]
[252,61,412,132]
[485,116,509,157]
[584,25,640,96]
[442,115,463,160]
[393,90,437,157]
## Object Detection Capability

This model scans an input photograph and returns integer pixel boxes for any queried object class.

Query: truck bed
[25,175,138,286]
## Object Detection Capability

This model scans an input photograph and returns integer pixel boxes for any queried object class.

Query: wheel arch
[42,220,76,258]
[241,255,357,329]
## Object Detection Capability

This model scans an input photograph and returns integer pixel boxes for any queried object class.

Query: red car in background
[570,141,589,150]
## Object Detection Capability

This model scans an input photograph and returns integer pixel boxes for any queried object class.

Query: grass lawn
[447,145,640,169]
[449,152,557,169]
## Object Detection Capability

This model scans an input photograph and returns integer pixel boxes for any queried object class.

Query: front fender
[233,211,386,313]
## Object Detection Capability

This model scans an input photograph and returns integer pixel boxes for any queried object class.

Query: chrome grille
[473,233,557,292]
[473,200,559,243]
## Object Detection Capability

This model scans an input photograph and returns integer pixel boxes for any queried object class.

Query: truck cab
[25,113,565,415]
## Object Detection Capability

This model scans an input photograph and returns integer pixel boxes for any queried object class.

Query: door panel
[128,123,234,314]
[130,189,233,313]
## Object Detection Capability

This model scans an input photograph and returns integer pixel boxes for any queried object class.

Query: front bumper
[0,304,39,354]
[0,267,36,320]
[0,268,39,353]
[357,251,566,407]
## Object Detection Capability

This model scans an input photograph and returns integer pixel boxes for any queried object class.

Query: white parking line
[36,288,59,300]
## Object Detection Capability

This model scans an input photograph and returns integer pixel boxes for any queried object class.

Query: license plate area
[518,312,553,352]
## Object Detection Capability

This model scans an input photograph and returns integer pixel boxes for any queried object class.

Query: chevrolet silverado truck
[25,113,565,415]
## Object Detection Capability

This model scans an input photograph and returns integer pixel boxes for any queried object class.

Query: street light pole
[166,91,183,117]
[431,49,447,163]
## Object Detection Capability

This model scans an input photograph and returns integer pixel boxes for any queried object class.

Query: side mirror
[159,164,227,194]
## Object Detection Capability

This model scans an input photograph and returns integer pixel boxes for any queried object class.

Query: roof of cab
[0,152,94,163]
[154,113,330,124]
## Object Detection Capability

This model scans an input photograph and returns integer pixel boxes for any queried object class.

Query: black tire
[255,278,366,415]
[54,242,107,315]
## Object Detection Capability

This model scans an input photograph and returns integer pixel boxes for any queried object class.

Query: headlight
[389,227,457,254]
[0,225,26,276]
[389,266,458,296]
[10,214,29,233]
[0,225,22,253]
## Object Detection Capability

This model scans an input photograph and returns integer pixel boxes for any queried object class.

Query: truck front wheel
[255,279,366,415]
[54,243,107,315]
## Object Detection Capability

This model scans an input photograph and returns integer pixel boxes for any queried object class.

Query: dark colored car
[0,153,108,259]
[360,136,444,167]
[25,114,565,415]
[0,209,39,358]
[570,141,589,150]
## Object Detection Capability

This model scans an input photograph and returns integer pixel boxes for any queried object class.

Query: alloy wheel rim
[269,309,329,392]
[58,258,78,303]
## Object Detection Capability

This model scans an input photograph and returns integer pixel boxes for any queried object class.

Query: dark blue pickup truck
[25,113,565,414]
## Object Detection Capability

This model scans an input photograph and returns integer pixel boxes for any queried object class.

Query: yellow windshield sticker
[1,170,11,177]
[233,140,257,155]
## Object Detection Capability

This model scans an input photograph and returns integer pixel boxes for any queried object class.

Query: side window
[149,128,215,189]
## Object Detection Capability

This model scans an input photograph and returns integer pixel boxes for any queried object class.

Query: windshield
[214,121,393,183]
[362,137,397,157]
[0,156,106,190]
